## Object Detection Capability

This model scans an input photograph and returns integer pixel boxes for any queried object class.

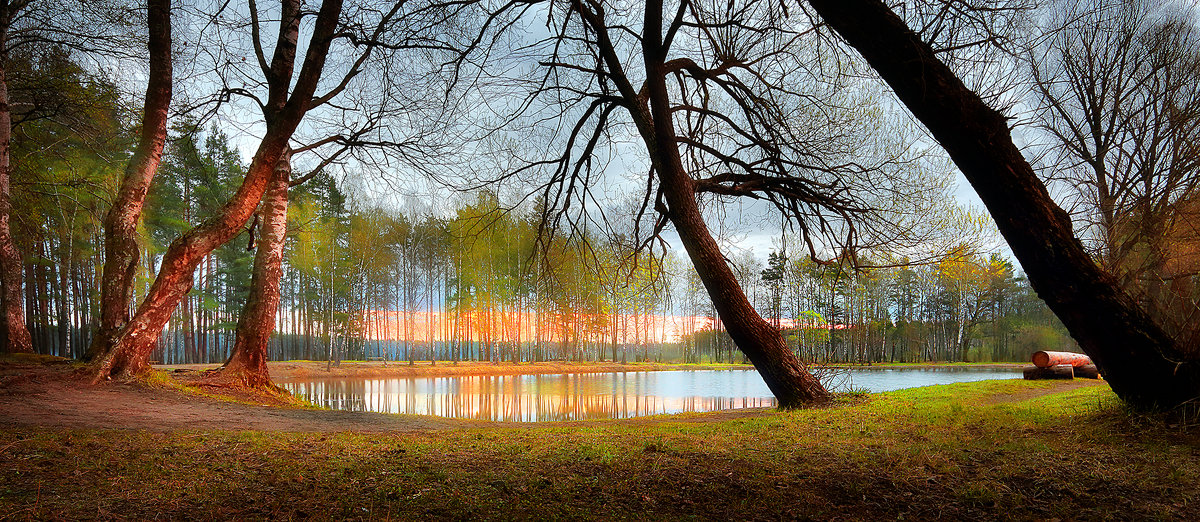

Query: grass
[828,361,1023,367]
[2,380,1197,520]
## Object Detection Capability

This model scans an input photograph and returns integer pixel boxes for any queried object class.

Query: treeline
[740,251,1074,364]
[21,114,1070,365]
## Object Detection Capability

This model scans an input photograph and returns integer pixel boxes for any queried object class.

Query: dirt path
[0,362,489,433]
[0,360,779,432]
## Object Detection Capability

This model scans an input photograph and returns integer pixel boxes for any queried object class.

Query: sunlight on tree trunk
[90,0,344,382]
[87,0,172,361]
[220,150,290,388]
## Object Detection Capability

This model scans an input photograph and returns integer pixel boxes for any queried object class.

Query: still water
[279,367,1020,422]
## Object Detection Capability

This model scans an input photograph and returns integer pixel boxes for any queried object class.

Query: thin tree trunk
[220,150,289,387]
[56,242,69,356]
[807,0,1200,409]
[87,0,172,360]
[22,258,35,350]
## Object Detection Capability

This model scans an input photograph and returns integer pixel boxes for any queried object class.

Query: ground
[1,355,1197,520]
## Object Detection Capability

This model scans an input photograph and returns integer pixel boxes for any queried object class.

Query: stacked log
[1024,351,1102,380]
[1023,365,1075,380]
[1031,351,1093,368]
[1073,364,1100,379]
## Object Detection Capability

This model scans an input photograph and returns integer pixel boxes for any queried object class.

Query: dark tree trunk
[87,0,173,361]
[806,0,1200,409]
[220,151,290,387]
[0,0,31,354]
[90,0,344,382]
[634,0,829,407]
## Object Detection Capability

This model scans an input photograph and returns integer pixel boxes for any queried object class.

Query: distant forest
[25,109,1071,365]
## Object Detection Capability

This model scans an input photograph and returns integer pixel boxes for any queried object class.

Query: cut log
[1074,364,1101,379]
[1023,365,1075,380]
[1032,351,1093,368]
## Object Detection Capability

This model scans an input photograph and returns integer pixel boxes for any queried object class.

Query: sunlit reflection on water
[279,368,1020,422]
[281,371,774,421]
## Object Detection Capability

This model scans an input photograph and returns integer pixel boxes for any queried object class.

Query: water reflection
[279,368,1020,422]
[281,371,775,422]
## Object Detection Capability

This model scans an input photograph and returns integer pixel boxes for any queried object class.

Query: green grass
[829,361,1022,367]
[2,380,1197,519]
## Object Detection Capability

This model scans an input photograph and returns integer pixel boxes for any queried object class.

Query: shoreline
[155,360,1027,380]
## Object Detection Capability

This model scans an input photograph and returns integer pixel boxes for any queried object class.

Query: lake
[278,367,1021,422]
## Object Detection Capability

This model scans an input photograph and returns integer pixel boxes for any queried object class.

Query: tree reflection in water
[279,368,1021,421]
[279,371,777,422]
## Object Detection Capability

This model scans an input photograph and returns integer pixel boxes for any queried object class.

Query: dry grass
[2,378,1197,520]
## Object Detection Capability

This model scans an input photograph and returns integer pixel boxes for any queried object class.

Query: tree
[87,0,172,361]
[761,251,787,330]
[0,0,36,353]
[6,43,127,358]
[451,0,958,406]
[1030,0,1200,350]
[221,150,290,387]
[0,0,140,354]
[804,0,1200,409]
[90,0,346,381]
[213,0,454,386]
[935,248,1008,362]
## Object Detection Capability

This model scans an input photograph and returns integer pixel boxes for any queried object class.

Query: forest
[0,0,1197,408]
[5,0,1200,519]
[24,117,1071,367]
[8,0,1082,373]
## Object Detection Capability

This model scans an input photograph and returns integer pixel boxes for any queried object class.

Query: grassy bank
[826,361,1026,370]
[3,379,1197,519]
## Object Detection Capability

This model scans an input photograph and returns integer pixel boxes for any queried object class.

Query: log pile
[1023,365,1075,380]
[1073,364,1100,379]
[1023,351,1101,380]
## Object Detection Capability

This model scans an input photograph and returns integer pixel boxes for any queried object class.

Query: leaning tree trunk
[87,0,172,361]
[635,0,829,407]
[659,168,830,407]
[219,151,290,387]
[806,0,1200,409]
[90,0,343,382]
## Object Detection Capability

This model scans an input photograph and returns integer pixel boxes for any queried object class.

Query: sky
[176,0,1018,274]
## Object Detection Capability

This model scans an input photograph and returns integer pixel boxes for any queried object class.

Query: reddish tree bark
[86,0,172,361]
[90,0,344,381]
[219,150,290,387]
[806,0,1200,409]
[0,0,30,354]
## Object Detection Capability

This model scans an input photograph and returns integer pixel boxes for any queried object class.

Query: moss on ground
[2,380,1196,520]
